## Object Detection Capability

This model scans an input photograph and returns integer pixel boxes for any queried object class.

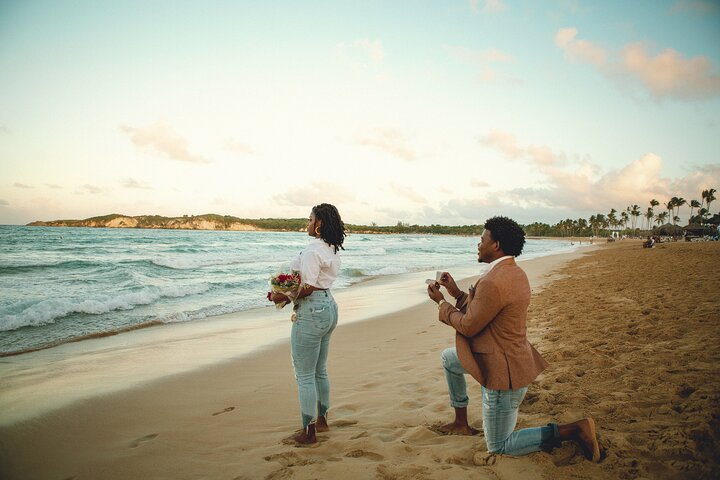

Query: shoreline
[0,247,591,427]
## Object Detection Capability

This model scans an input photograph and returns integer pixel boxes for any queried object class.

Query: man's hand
[438,272,462,298]
[427,282,445,303]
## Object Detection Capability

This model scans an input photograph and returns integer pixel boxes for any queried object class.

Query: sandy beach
[1,241,718,480]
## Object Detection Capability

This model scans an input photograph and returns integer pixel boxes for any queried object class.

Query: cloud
[444,45,513,64]
[76,184,102,194]
[389,183,426,203]
[45,184,63,189]
[0,199,8,206]
[480,129,565,166]
[336,39,385,64]
[122,178,152,189]
[353,128,418,161]
[620,43,720,100]
[470,0,507,14]
[554,28,608,67]
[273,182,356,207]
[471,179,490,188]
[13,182,33,189]
[225,139,255,155]
[669,0,719,14]
[121,124,210,164]
[506,153,720,216]
[445,45,518,85]
[555,27,720,100]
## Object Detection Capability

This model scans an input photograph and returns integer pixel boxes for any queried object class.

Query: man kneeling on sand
[426,216,600,461]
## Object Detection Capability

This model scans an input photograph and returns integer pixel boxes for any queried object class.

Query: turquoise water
[0,226,579,355]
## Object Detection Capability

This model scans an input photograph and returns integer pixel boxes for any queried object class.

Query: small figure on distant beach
[643,236,655,248]
[268,203,346,445]
[426,216,601,461]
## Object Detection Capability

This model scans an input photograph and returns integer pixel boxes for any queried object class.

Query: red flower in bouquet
[268,271,302,309]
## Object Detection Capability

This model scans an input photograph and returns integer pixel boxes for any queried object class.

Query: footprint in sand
[129,433,159,448]
[264,451,315,467]
[212,406,235,416]
[345,449,384,461]
[332,419,358,428]
[350,431,369,440]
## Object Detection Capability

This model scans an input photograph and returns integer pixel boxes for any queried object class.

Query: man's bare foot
[316,415,329,433]
[287,424,317,445]
[575,418,600,462]
[436,421,478,436]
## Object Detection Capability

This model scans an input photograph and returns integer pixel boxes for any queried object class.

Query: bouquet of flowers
[267,271,302,309]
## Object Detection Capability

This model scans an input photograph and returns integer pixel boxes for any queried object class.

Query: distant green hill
[27,213,485,235]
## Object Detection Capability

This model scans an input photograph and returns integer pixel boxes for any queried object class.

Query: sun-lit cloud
[273,182,356,207]
[444,45,513,64]
[45,184,63,189]
[669,0,719,14]
[121,124,211,164]
[620,43,720,100]
[480,129,565,166]
[122,178,152,189]
[554,28,608,67]
[469,0,507,14]
[471,179,490,188]
[388,183,426,203]
[555,27,720,100]
[225,139,255,155]
[13,182,33,189]
[353,128,418,161]
[76,184,103,195]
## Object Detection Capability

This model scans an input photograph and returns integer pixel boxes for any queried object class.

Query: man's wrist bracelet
[437,299,447,309]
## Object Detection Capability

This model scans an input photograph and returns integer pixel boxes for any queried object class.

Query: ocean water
[0,226,580,355]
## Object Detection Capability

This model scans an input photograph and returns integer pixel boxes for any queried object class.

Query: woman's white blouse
[290,238,341,289]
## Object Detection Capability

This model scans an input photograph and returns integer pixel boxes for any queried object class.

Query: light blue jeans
[441,347,557,455]
[291,290,338,428]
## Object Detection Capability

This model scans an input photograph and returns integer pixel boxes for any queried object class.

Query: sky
[1,0,719,226]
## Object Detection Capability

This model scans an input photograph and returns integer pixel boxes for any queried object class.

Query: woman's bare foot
[316,415,329,433]
[436,421,478,436]
[288,424,317,445]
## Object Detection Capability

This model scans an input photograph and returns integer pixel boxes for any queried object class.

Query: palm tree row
[524,187,716,237]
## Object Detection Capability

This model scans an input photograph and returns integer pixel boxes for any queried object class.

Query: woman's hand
[269,292,290,304]
[437,272,462,299]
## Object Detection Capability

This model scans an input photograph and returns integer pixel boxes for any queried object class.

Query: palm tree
[665,200,675,224]
[608,209,617,236]
[689,200,701,223]
[656,211,668,225]
[621,211,629,232]
[630,204,641,232]
[673,197,686,224]
[705,188,716,217]
[644,207,654,231]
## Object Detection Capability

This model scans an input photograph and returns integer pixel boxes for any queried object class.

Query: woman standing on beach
[269,203,346,445]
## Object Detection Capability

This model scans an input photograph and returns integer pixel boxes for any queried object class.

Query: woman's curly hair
[313,203,346,253]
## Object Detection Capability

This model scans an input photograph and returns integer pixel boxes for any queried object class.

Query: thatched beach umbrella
[683,223,705,234]
[653,223,683,235]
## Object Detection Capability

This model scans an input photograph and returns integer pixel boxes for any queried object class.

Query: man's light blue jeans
[291,290,338,428]
[441,347,558,455]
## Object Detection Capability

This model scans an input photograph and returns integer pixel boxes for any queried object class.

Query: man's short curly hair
[484,216,526,257]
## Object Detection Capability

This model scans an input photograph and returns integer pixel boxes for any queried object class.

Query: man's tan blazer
[438,257,547,390]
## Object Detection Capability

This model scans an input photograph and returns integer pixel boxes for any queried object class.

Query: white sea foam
[0,284,210,331]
